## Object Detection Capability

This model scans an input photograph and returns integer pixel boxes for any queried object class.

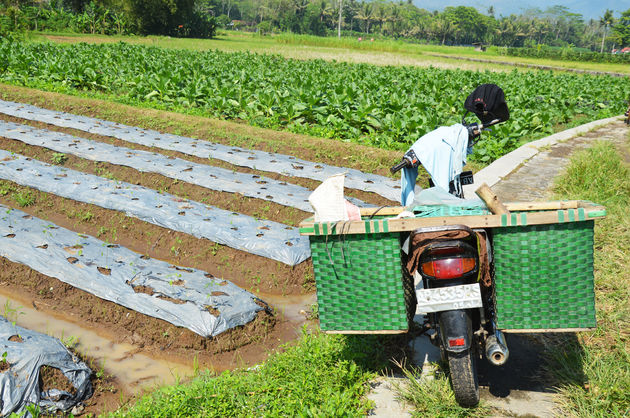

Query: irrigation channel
[0,99,393,413]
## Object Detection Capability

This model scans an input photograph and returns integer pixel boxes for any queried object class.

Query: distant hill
[412,0,630,19]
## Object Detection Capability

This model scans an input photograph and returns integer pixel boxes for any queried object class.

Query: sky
[412,0,630,19]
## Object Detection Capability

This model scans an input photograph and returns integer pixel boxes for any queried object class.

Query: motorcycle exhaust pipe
[485,329,509,366]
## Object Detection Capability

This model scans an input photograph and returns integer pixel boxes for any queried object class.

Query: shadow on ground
[478,332,586,397]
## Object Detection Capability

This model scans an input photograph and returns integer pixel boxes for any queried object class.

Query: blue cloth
[400,123,468,205]
[401,164,419,206]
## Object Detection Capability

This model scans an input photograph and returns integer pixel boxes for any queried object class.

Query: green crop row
[0,39,627,162]
[500,46,630,64]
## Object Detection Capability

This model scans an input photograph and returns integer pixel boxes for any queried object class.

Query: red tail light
[421,247,476,279]
[448,337,466,347]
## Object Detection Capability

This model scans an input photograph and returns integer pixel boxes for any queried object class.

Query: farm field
[0,31,628,415]
[1,36,627,162]
[36,31,630,76]
[0,83,405,414]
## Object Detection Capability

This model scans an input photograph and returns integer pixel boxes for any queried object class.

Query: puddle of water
[258,292,316,323]
[0,291,193,392]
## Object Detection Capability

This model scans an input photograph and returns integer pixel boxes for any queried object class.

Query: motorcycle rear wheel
[448,349,479,407]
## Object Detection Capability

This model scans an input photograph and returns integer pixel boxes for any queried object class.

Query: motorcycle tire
[447,349,479,407]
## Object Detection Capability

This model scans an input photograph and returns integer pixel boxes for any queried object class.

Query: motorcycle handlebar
[390,159,410,174]
[390,119,503,175]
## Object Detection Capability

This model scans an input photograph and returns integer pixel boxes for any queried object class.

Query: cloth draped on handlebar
[400,123,470,206]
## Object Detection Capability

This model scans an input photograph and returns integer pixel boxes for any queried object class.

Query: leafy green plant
[0,181,13,196]
[308,302,319,320]
[78,210,94,222]
[50,152,68,165]
[60,332,79,349]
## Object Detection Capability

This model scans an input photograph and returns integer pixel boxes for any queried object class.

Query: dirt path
[370,119,629,417]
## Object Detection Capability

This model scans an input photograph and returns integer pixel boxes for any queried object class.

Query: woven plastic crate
[493,221,596,330]
[309,232,411,332]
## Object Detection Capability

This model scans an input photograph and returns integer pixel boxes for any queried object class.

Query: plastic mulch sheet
[0,317,92,416]
[0,204,263,338]
[0,150,310,266]
[0,99,400,201]
[0,120,367,212]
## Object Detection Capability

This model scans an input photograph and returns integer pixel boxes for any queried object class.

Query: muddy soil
[0,179,311,295]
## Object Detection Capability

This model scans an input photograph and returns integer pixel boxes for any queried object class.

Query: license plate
[416,283,482,314]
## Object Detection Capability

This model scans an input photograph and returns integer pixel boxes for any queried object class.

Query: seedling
[0,181,13,196]
[50,152,68,165]
[12,191,35,207]
[60,332,79,349]
[2,300,24,326]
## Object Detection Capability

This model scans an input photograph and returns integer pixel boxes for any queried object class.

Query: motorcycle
[390,84,510,407]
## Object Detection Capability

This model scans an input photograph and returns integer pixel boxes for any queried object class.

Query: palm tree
[495,19,515,46]
[386,3,402,36]
[432,17,458,45]
[600,9,614,53]
[318,0,333,25]
[355,2,373,34]
[372,3,388,33]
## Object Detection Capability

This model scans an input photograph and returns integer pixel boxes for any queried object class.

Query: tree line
[1,0,629,51]
[0,0,216,38]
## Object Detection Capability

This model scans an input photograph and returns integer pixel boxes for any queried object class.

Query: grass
[12,190,35,207]
[549,140,630,416]
[395,365,491,417]
[110,329,407,417]
[111,326,496,417]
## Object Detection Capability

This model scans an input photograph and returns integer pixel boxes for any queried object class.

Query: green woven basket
[493,221,596,330]
[309,232,411,332]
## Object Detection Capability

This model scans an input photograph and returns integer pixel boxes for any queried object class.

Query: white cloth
[309,173,348,222]
[407,123,469,192]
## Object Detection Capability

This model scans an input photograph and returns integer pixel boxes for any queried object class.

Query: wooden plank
[299,203,606,235]
[500,328,595,333]
[323,329,407,335]
[504,201,579,211]
[476,183,510,215]
[358,200,582,216]
[359,206,405,216]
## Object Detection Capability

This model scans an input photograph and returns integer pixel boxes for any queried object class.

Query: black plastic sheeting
[0,120,367,212]
[0,317,92,416]
[0,204,263,338]
[0,99,400,201]
[0,150,310,266]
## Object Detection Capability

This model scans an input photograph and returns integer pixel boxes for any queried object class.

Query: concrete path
[368,116,629,417]
[491,119,628,201]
